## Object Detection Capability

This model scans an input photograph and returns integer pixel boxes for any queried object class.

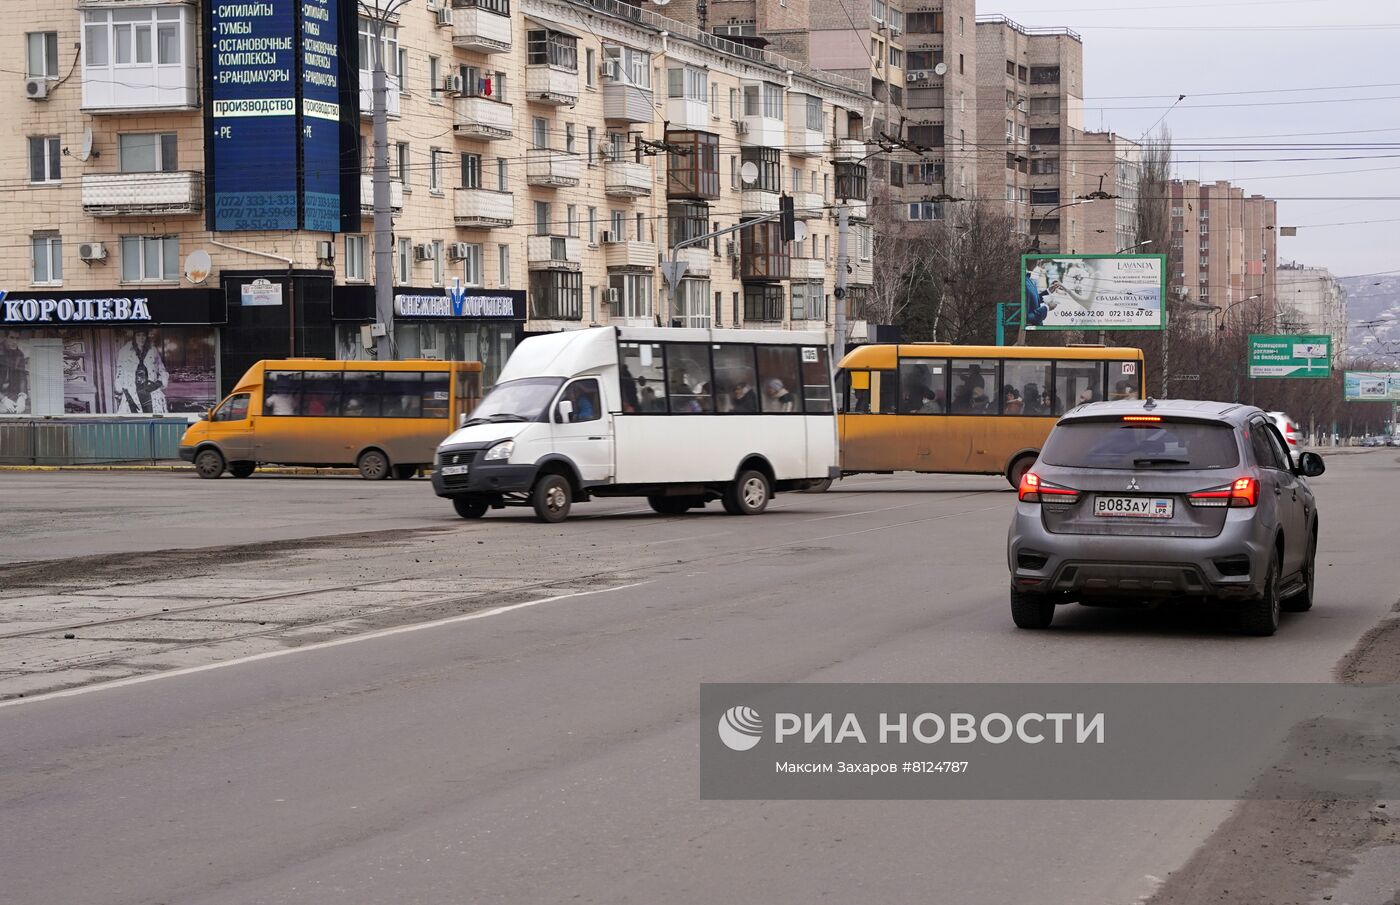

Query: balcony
[741,189,780,215]
[82,6,198,113]
[791,257,826,281]
[359,175,404,211]
[603,80,653,124]
[832,138,866,161]
[666,97,709,131]
[850,258,873,285]
[787,124,824,158]
[792,190,824,219]
[451,1,512,53]
[603,238,656,270]
[525,149,580,187]
[527,235,582,270]
[846,200,869,221]
[603,160,652,198]
[81,172,202,217]
[526,65,579,106]
[676,246,711,279]
[739,115,785,148]
[454,188,513,228]
[453,96,513,140]
[358,72,401,119]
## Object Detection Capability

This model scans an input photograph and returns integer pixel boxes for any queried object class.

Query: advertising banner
[299,0,342,232]
[1022,255,1166,331]
[1248,334,1332,379]
[1343,371,1400,401]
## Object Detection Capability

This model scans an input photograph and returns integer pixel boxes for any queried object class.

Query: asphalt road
[2,450,1398,905]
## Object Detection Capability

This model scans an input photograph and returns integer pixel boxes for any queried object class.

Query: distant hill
[1341,274,1400,364]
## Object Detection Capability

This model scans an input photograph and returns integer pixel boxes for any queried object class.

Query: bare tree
[866,208,936,328]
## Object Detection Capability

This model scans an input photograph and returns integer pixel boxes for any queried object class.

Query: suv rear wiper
[1134,457,1191,466]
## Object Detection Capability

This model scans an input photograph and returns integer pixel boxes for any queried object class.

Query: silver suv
[1007,399,1325,636]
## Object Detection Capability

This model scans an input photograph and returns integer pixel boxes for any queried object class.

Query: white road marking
[0,580,651,711]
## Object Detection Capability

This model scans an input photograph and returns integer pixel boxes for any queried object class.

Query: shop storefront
[0,288,225,416]
[332,286,526,387]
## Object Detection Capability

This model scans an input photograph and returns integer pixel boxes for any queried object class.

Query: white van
[431,326,838,522]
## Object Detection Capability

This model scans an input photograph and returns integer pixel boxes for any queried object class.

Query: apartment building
[1276,263,1347,352]
[4,0,868,418]
[1076,131,1140,256]
[1169,180,1278,331]
[974,15,1083,250]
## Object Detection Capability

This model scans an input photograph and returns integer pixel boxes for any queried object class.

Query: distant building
[1169,180,1278,332]
[1277,263,1348,352]
[1077,132,1140,256]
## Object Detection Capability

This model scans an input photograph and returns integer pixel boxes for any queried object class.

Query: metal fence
[0,417,194,466]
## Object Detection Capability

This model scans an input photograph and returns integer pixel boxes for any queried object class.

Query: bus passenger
[763,378,796,413]
[731,381,759,413]
[1003,385,1023,415]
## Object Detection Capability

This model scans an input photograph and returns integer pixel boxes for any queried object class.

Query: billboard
[299,0,342,232]
[1343,371,1400,401]
[1022,255,1166,331]
[1248,334,1332,379]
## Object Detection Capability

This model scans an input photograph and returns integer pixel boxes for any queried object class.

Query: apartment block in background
[1170,180,1278,331]
[1076,131,1140,255]
[1276,263,1348,352]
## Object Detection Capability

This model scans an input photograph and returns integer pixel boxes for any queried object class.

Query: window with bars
[529,270,583,320]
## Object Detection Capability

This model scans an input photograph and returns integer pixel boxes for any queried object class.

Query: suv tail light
[1188,477,1259,508]
[1019,471,1081,504]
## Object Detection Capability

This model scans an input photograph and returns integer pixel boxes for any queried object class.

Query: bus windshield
[464,377,564,425]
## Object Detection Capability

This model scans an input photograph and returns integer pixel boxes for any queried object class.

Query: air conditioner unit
[435,5,453,26]
[733,121,749,134]
[1030,144,1040,152]
[905,73,918,83]
[600,230,615,244]
[444,74,464,95]
[78,242,107,262]
[606,287,620,305]
[316,240,334,262]
[602,60,620,80]
[414,243,436,261]
[25,78,49,101]
[726,239,738,259]
[449,242,470,260]
[890,26,902,37]
[915,71,928,81]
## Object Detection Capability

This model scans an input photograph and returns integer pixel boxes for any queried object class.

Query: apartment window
[1029,96,1059,115]
[743,82,785,120]
[526,29,578,71]
[1006,183,1015,202]
[958,15,965,35]
[1017,124,1027,141]
[1031,157,1060,175]
[586,47,595,87]
[740,147,781,192]
[668,201,709,247]
[907,124,944,147]
[665,130,720,199]
[534,200,551,235]
[397,47,408,91]
[668,66,707,101]
[872,0,886,20]
[28,137,61,184]
[84,7,187,69]
[888,47,903,68]
[805,95,823,132]
[791,281,825,322]
[396,142,411,187]
[27,32,58,78]
[1030,66,1060,85]
[710,83,719,114]
[396,237,411,284]
[602,45,650,88]
[120,236,178,282]
[908,202,943,221]
[428,55,441,100]
[118,133,178,172]
[608,272,652,319]
[461,243,483,286]
[355,18,400,76]
[497,157,508,192]
[1029,127,1060,145]
[529,270,583,320]
[567,204,579,237]
[428,148,443,193]
[345,235,367,281]
[958,54,964,75]
[611,209,625,238]
[461,153,482,189]
[497,244,510,287]
[1005,119,1014,140]
[729,87,738,119]
[906,11,942,32]
[1030,189,1060,205]
[890,9,903,31]
[586,126,597,166]
[1017,64,1028,82]
[587,206,598,243]
[32,233,62,285]
[743,284,785,322]
[740,219,790,280]
[532,116,548,150]
[431,240,445,285]
[1006,60,1016,77]
[565,122,576,154]
[635,212,647,242]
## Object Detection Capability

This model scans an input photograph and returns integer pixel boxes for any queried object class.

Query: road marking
[0,580,651,711]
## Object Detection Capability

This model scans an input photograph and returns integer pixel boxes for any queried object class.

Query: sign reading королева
[1247,334,1332,379]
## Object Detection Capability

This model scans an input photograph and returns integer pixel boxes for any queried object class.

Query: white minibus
[431,326,838,522]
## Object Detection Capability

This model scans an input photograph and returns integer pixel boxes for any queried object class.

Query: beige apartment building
[4,0,868,419]
[1075,130,1140,256]
[974,15,1083,251]
[1276,263,1347,352]
[1170,179,1278,332]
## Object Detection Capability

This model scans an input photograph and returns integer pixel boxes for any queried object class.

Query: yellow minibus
[837,343,1146,486]
[179,359,482,479]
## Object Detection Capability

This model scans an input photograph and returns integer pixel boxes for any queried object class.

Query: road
[1,451,1398,905]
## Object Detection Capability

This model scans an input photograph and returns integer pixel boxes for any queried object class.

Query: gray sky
[994,0,1398,279]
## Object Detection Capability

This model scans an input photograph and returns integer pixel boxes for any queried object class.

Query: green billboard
[1247,334,1332,379]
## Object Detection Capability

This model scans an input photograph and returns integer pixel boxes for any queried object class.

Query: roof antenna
[1143,397,1157,410]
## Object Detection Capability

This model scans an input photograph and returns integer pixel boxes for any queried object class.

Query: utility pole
[360,1,410,360]
[833,203,849,365]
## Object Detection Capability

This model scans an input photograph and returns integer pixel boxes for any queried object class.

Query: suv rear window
[1040,419,1241,470]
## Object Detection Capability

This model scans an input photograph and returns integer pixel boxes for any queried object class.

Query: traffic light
[779,194,795,243]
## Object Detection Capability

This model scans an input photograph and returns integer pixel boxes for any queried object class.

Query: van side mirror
[203,407,213,421]
[1296,451,1325,478]
[556,399,574,423]
[459,413,469,428]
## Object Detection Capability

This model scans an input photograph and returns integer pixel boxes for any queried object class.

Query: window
[432,240,444,285]
[532,116,548,150]
[602,44,650,88]
[356,17,400,76]
[529,270,583,320]
[742,82,785,119]
[429,55,441,101]
[565,122,576,154]
[1042,420,1240,470]
[1003,361,1053,415]
[659,344,711,413]
[676,278,712,328]
[396,142,411,187]
[908,50,942,71]
[382,372,424,417]
[586,126,596,166]
[585,48,595,87]
[27,31,58,78]
[497,243,510,287]
[457,243,483,286]
[1018,65,1029,82]
[907,124,944,148]
[743,284,785,322]
[1031,157,1059,175]
[1030,189,1060,205]
[948,360,996,414]
[1108,361,1141,400]
[345,235,367,281]
[1029,127,1060,146]
[213,393,251,422]
[888,47,903,68]
[908,201,944,221]
[907,161,944,185]
[668,201,708,247]
[526,28,578,71]
[1030,66,1060,85]
[711,344,757,412]
[619,342,667,413]
[1029,96,1058,115]
[118,133,178,172]
[461,152,481,189]
[497,157,508,192]
[397,47,408,91]
[907,10,942,32]
[845,369,897,414]
[587,206,598,243]
[429,148,443,193]
[1006,118,1014,140]
[668,66,707,101]
[28,137,60,184]
[740,146,781,192]
[120,235,178,282]
[555,377,602,423]
[1052,361,1104,415]
[566,204,578,237]
[31,233,62,285]
[958,54,964,75]
[665,130,720,199]
[896,359,946,414]
[84,7,187,70]
[790,281,825,322]
[740,220,789,280]
[396,237,411,284]
[754,346,802,413]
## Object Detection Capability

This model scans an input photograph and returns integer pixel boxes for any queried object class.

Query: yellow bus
[179,359,482,480]
[837,343,1146,486]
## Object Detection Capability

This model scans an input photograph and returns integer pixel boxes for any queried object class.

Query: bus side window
[342,371,383,417]
[1109,360,1141,400]
[846,370,872,413]
[213,393,250,422]
[421,372,450,418]
[875,370,898,414]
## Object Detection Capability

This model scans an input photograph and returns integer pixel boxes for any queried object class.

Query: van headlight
[484,440,515,461]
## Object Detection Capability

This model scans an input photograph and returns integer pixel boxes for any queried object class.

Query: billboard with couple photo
[1022,255,1167,331]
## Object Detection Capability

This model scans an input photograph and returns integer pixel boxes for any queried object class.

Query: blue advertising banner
[299,0,341,232]
[208,1,299,231]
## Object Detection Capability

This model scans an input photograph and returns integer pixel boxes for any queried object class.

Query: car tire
[1239,550,1282,636]
[357,449,390,481]
[722,469,771,515]
[392,464,418,480]
[531,473,572,523]
[801,478,834,493]
[228,461,256,479]
[1283,532,1316,613]
[452,497,489,519]
[649,495,700,515]
[1006,454,1036,490]
[194,448,225,479]
[1010,586,1056,629]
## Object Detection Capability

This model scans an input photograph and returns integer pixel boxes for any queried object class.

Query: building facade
[1076,131,1139,256]
[1169,179,1278,332]
[4,0,869,418]
[1276,263,1347,352]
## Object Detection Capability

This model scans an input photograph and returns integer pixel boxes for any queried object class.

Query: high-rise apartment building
[1169,180,1278,331]
[974,15,1083,250]
[1076,131,1140,256]
[1276,263,1347,352]
[4,0,869,418]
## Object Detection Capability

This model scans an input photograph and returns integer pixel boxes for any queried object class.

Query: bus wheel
[722,469,771,515]
[532,473,572,523]
[1007,454,1037,490]
[358,449,391,481]
[194,448,225,479]
[452,497,489,519]
[392,464,418,480]
[228,462,256,479]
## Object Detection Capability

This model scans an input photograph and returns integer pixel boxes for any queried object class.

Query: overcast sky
[993,0,1398,279]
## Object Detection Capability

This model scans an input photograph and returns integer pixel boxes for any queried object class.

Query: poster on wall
[0,328,217,416]
[1022,255,1167,331]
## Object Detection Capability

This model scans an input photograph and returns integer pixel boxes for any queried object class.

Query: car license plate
[440,464,470,476]
[1094,496,1174,518]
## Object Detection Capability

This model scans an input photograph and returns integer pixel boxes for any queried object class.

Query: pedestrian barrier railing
[0,416,195,465]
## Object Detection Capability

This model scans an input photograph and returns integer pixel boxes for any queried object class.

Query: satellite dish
[739,161,759,186]
[651,0,670,6]
[76,127,94,162]
[184,249,213,285]
[933,62,948,76]
[792,221,808,243]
